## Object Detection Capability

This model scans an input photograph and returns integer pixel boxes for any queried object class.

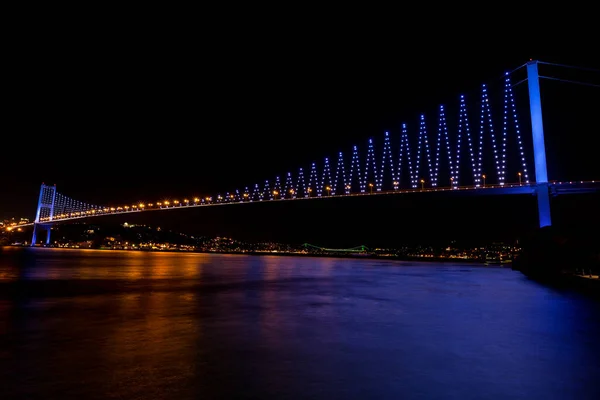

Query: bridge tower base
[527,60,551,228]
[31,184,57,246]
[31,223,53,246]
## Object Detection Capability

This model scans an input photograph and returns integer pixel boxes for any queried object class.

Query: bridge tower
[526,60,551,228]
[31,183,57,246]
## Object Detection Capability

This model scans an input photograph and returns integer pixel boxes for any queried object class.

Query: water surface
[1,247,599,399]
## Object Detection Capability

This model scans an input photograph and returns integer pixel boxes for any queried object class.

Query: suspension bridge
[302,244,369,254]
[27,60,600,245]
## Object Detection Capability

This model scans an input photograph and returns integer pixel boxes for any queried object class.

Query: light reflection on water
[1,246,599,399]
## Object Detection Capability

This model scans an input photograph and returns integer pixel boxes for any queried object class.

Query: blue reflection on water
[0,247,599,399]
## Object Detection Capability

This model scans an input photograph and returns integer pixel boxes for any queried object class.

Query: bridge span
[27,60,600,245]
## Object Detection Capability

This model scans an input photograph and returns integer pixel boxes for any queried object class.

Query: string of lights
[297,167,307,197]
[505,73,530,183]
[477,84,500,186]
[274,176,282,198]
[284,172,294,198]
[309,162,318,196]
[381,132,395,190]
[350,145,364,192]
[38,70,552,220]
[415,114,433,186]
[434,105,454,187]
[364,138,379,191]
[263,180,271,200]
[251,184,260,201]
[457,95,477,186]
[334,152,347,196]
[320,158,332,196]
[400,123,416,188]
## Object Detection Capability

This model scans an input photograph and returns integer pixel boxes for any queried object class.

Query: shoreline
[6,244,497,265]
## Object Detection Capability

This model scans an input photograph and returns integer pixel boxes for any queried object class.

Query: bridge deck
[23,181,599,227]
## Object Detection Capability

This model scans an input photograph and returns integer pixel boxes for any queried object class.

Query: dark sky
[3,15,599,246]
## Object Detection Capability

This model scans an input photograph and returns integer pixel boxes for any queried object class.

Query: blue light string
[334,151,347,195]
[415,114,433,186]
[263,180,271,200]
[504,73,530,183]
[350,145,364,192]
[297,167,307,197]
[274,175,282,198]
[457,95,477,185]
[381,131,395,190]
[309,162,318,196]
[477,84,500,186]
[400,123,416,188]
[320,157,332,196]
[364,138,379,191]
[434,105,454,187]
[285,172,294,198]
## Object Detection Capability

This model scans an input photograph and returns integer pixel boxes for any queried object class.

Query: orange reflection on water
[6,248,212,281]
[96,290,202,396]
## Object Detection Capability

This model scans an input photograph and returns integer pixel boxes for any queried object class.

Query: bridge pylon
[527,60,551,228]
[31,183,57,246]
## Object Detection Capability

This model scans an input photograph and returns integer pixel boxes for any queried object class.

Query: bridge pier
[45,225,51,245]
[527,60,552,228]
[536,183,552,228]
[31,223,38,245]
[31,223,52,246]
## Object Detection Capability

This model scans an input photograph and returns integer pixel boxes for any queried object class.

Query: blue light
[351,145,364,192]
[274,175,282,198]
[320,157,332,196]
[504,73,530,184]
[335,151,348,195]
[364,138,379,191]
[457,94,477,185]
[415,114,433,187]
[381,131,395,190]
[400,123,416,188]
[434,105,454,187]
[263,180,271,200]
[285,172,294,198]
[477,84,500,186]
[297,167,307,197]
[309,162,318,196]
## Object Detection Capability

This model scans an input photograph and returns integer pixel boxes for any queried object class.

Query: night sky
[3,18,599,247]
